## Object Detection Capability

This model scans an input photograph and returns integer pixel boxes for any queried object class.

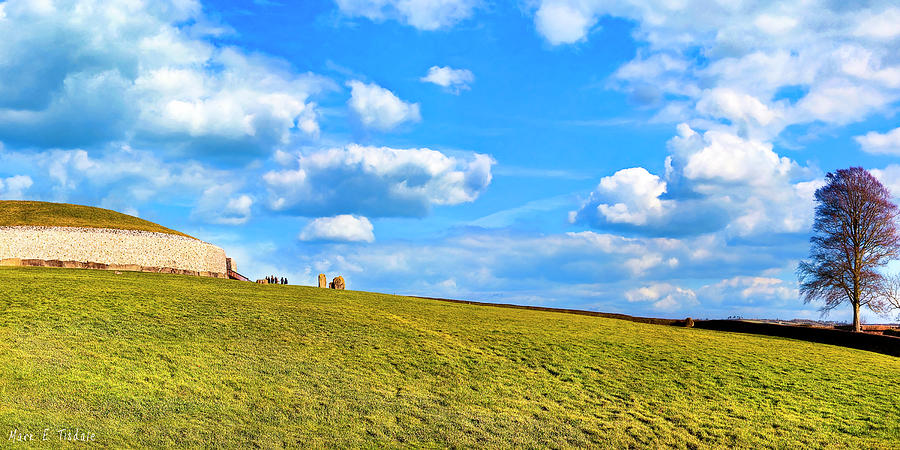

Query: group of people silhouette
[266,275,287,285]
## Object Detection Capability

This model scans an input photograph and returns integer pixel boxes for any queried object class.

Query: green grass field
[0,267,897,447]
[0,201,192,238]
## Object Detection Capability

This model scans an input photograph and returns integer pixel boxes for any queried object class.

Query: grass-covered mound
[0,201,192,238]
[0,267,897,447]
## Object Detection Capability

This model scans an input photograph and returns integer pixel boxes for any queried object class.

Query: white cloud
[264,144,493,217]
[557,1,900,243]
[670,124,794,188]
[615,53,689,81]
[347,80,421,130]
[572,122,817,237]
[193,184,254,225]
[534,1,900,130]
[0,175,33,199]
[700,276,796,303]
[284,228,818,317]
[625,282,698,312]
[853,7,900,40]
[300,215,375,243]
[337,230,691,291]
[727,179,822,236]
[40,148,227,196]
[534,1,595,45]
[856,127,900,156]
[624,253,663,276]
[420,66,474,93]
[695,88,780,129]
[670,124,811,237]
[835,45,900,89]
[0,146,252,226]
[334,0,479,30]
[753,14,797,35]
[0,0,329,155]
[591,167,672,226]
[226,196,253,221]
[792,80,890,126]
[134,49,327,147]
[870,165,900,199]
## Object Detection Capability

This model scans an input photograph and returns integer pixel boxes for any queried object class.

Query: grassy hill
[0,267,897,447]
[0,201,193,238]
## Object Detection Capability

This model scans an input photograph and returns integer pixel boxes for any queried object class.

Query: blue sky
[2,0,900,321]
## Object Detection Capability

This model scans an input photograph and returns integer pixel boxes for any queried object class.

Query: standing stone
[318,273,327,288]
[332,276,345,290]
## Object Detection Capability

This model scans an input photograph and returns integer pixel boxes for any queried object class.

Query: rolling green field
[0,201,192,238]
[0,267,898,447]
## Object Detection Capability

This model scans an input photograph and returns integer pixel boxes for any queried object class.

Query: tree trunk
[852,273,862,332]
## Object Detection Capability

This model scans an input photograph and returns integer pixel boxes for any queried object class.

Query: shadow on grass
[693,320,900,357]
[413,296,900,358]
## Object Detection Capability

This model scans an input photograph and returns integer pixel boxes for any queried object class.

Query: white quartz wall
[0,226,226,274]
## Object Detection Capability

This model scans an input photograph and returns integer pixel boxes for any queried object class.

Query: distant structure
[317,274,345,290]
[0,201,235,279]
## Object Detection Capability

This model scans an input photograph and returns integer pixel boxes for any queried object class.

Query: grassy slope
[0,267,898,448]
[0,201,193,238]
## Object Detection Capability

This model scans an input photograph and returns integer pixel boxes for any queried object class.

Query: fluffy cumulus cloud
[576,167,673,226]
[420,66,474,93]
[856,127,900,156]
[0,0,328,156]
[347,80,421,131]
[559,1,900,238]
[334,0,479,30]
[133,49,326,154]
[669,125,795,189]
[573,124,817,237]
[534,1,597,45]
[264,144,493,217]
[0,175,33,199]
[300,215,375,243]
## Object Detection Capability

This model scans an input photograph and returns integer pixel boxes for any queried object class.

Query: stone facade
[0,226,226,277]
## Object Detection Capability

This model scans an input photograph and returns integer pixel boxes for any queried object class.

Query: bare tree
[798,167,900,332]
[881,273,900,320]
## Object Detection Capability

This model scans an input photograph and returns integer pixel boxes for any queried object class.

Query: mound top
[0,200,194,239]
